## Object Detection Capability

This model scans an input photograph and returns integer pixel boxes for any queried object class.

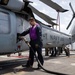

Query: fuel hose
[21,37,68,75]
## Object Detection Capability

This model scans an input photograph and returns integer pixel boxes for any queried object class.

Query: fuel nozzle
[20,37,31,47]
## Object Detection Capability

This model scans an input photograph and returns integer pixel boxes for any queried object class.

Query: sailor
[19,17,44,69]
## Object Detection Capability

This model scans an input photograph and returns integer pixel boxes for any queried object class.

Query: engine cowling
[0,0,25,11]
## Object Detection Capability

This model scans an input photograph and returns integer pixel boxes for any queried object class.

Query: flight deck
[0,50,75,75]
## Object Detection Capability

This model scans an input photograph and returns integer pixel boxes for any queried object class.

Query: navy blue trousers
[26,40,44,67]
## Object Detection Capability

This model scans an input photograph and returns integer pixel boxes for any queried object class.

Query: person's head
[29,17,36,26]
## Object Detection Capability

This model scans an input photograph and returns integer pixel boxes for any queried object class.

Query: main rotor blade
[40,0,68,12]
[66,16,74,29]
[69,3,75,14]
[29,5,57,25]
[29,5,55,20]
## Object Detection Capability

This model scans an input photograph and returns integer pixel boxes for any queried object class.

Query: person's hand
[35,44,39,48]
[18,36,24,40]
[17,33,23,41]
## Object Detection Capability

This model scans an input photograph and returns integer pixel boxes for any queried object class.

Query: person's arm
[20,28,30,36]
[17,28,30,41]
[35,25,43,47]
[36,26,42,41]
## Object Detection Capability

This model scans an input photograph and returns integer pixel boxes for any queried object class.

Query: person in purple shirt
[18,17,44,69]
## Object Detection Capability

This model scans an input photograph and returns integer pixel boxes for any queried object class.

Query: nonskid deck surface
[0,51,75,75]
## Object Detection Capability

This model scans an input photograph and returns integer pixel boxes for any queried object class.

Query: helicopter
[0,0,74,57]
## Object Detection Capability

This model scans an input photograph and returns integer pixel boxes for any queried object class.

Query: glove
[17,33,21,41]
[17,33,24,41]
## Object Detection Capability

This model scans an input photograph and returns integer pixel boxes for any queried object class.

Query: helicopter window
[0,12,10,34]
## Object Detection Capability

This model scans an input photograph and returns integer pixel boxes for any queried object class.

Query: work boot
[22,64,32,68]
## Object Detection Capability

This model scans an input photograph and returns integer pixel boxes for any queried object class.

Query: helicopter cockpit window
[0,12,10,34]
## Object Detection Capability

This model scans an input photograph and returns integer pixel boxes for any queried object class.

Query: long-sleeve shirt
[20,24,43,46]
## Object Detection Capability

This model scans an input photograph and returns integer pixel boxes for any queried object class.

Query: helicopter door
[0,9,16,54]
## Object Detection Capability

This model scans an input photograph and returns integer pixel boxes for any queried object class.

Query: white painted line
[71,63,75,66]
[46,60,62,64]
[53,61,61,64]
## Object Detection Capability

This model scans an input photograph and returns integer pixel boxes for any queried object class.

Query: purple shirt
[30,24,38,40]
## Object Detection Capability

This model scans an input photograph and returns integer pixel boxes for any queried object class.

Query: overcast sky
[29,0,75,34]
